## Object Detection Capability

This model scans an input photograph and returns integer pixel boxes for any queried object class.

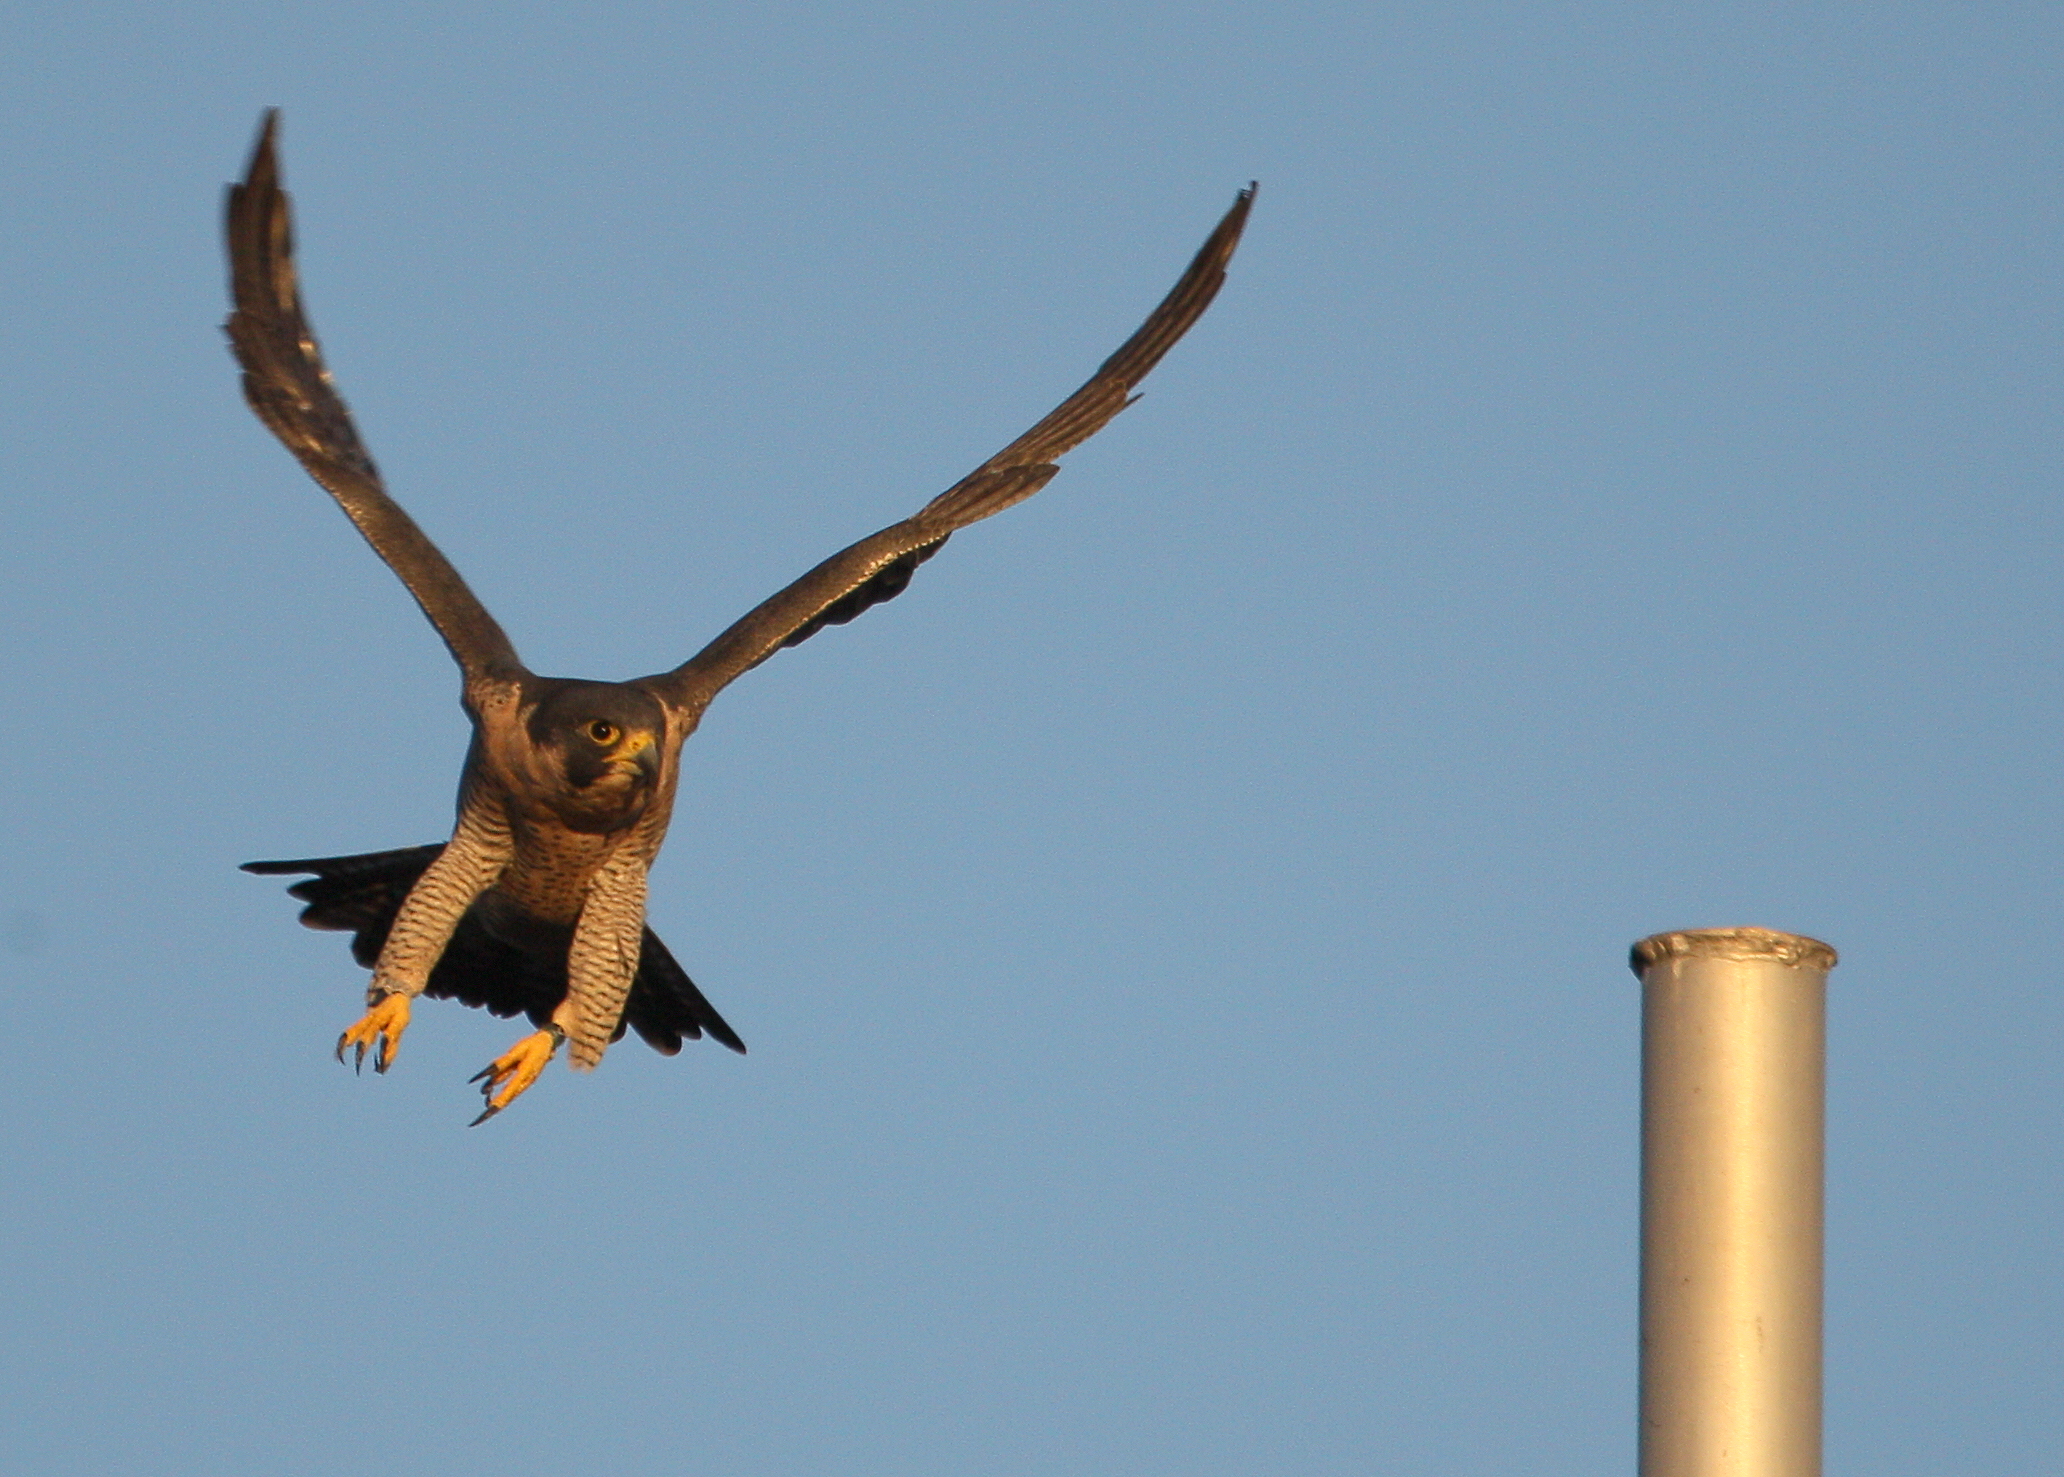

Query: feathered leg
[340,800,512,1071]
[465,854,648,1123]
[562,854,650,1069]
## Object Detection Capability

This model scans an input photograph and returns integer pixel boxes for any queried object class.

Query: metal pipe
[1631,927,1837,1477]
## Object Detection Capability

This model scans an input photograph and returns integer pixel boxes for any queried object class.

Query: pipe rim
[1630,926,1838,976]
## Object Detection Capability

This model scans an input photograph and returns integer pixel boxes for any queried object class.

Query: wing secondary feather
[224,111,525,695]
[646,184,1255,713]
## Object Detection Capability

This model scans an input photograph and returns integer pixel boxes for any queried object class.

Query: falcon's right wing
[224,111,526,697]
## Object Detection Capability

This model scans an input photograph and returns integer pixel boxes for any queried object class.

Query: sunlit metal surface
[1631,927,1837,1477]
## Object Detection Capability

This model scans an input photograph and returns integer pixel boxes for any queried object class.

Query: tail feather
[242,846,746,1055]
[245,844,444,966]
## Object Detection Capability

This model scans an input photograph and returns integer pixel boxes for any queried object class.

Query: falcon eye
[586,720,618,745]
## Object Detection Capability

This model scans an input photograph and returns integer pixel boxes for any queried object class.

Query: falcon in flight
[227,112,1253,1123]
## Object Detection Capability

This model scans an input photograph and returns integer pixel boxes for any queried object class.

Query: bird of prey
[227,112,1253,1123]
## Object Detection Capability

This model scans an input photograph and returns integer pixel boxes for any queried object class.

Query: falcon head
[524,682,668,827]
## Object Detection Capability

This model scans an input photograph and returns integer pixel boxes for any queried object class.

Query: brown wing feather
[646,184,1255,713]
[223,111,525,694]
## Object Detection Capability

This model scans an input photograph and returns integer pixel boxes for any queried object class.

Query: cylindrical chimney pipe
[1631,927,1837,1477]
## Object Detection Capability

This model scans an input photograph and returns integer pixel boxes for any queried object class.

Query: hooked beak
[611,730,661,786]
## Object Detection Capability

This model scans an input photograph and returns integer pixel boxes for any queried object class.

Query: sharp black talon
[468,1065,493,1084]
[469,1104,501,1128]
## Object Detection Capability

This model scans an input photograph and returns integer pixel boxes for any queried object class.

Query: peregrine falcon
[227,112,1253,1123]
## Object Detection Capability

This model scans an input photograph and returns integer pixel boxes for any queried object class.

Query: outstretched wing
[224,111,526,696]
[644,184,1256,715]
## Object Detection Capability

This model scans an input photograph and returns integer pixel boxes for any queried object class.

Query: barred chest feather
[492,824,620,924]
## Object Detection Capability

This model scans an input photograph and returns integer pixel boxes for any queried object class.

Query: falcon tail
[243,846,746,1056]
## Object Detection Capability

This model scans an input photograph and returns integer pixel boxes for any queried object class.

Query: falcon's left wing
[642,184,1255,717]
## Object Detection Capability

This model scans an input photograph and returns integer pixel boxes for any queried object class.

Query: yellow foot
[469,1026,564,1126]
[335,991,412,1075]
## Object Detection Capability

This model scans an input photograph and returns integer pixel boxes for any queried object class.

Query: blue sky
[0,4,2057,1472]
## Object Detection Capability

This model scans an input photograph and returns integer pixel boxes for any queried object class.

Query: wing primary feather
[223,110,526,695]
[649,183,1254,713]
[939,183,1254,484]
